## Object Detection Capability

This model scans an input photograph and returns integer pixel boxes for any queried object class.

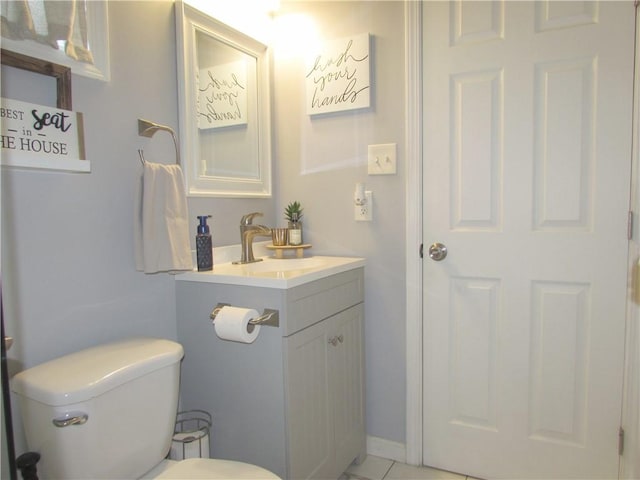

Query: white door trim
[404,0,423,467]
[621,6,640,479]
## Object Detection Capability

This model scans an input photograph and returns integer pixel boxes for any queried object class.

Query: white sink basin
[240,257,327,273]
[176,255,365,289]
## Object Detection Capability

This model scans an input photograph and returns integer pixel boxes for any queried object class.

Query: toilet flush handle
[53,412,88,428]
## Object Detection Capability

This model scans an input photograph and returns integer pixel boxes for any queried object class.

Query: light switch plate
[368,143,397,175]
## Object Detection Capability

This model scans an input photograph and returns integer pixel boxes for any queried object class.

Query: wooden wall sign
[1,50,89,172]
[1,49,72,110]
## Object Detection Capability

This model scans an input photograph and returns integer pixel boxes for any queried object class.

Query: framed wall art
[1,50,88,172]
[305,33,371,116]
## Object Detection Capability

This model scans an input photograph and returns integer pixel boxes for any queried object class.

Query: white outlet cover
[355,191,373,221]
[368,143,397,175]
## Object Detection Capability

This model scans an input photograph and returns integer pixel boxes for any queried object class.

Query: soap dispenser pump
[196,215,213,271]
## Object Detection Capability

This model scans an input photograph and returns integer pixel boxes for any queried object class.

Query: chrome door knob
[428,243,447,261]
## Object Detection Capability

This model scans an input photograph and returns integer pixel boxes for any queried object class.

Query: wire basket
[169,410,212,460]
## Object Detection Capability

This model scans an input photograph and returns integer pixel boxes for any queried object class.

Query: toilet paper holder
[209,303,279,327]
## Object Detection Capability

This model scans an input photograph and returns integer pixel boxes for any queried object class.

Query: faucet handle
[240,212,263,225]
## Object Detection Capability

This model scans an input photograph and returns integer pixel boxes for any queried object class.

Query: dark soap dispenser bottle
[196,215,213,271]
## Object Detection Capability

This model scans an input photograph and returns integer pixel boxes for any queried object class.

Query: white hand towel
[134,162,193,274]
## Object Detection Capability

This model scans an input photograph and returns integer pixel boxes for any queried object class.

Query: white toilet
[11,337,281,479]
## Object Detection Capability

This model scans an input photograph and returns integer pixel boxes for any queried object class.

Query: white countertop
[175,243,365,289]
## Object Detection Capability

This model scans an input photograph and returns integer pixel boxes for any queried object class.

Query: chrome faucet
[233,212,272,264]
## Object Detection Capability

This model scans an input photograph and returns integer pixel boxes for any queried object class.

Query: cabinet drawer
[283,268,364,336]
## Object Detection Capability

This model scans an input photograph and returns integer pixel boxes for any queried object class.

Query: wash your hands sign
[305,33,371,116]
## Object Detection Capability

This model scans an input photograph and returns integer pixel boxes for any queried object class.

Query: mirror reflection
[196,30,259,179]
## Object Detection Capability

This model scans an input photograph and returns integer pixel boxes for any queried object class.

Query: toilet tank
[11,337,184,480]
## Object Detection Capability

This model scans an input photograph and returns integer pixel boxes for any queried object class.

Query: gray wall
[273,1,406,445]
[1,0,406,458]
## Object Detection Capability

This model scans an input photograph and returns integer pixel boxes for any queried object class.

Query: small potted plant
[285,201,304,245]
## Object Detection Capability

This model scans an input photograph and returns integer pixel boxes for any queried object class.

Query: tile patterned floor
[342,455,481,480]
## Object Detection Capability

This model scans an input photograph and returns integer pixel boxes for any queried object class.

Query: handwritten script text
[306,34,371,115]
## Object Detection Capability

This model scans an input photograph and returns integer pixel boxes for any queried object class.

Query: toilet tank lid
[11,338,184,407]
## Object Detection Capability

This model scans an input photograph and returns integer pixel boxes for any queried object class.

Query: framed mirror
[176,2,272,197]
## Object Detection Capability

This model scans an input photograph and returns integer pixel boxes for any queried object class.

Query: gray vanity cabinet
[285,303,364,480]
[175,267,365,480]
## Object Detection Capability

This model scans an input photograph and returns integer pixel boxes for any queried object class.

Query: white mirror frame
[175,1,272,198]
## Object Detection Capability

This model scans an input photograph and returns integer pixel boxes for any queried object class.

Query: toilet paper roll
[213,306,261,343]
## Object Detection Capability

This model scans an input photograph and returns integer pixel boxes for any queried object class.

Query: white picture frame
[0,1,110,82]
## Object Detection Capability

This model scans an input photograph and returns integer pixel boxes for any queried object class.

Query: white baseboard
[366,435,407,464]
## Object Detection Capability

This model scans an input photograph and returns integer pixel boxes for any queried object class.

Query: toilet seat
[152,458,281,479]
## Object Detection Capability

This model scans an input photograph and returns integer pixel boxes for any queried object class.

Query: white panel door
[422,2,635,478]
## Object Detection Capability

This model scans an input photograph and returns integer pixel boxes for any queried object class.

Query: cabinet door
[284,304,365,480]
[328,304,365,477]
[284,318,332,480]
